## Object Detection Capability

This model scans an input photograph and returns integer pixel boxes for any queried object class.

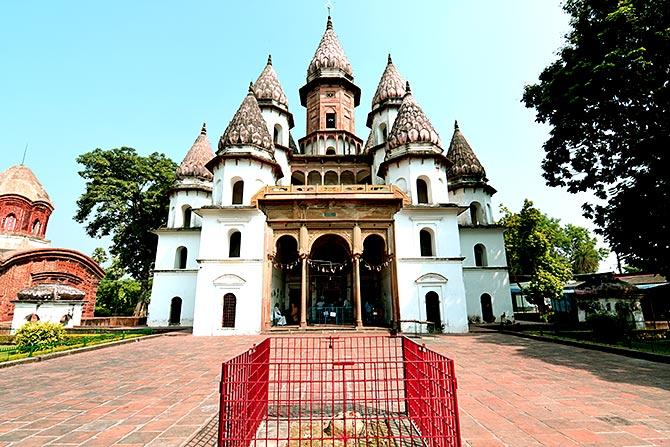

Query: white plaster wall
[153,230,201,270]
[191,261,264,335]
[211,157,277,206]
[450,187,495,225]
[394,208,468,333]
[459,228,508,268]
[147,271,197,327]
[462,268,513,322]
[368,107,399,183]
[11,301,83,332]
[168,189,212,228]
[259,108,292,183]
[395,261,468,333]
[191,207,267,335]
[385,157,449,205]
[0,234,51,252]
[394,209,462,259]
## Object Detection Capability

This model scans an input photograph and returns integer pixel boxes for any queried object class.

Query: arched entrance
[481,293,494,323]
[271,235,301,326]
[169,297,182,325]
[361,234,392,327]
[425,291,442,331]
[308,234,352,325]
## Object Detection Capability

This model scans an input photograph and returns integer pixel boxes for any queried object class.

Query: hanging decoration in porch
[270,256,300,271]
[361,255,394,272]
[308,259,349,273]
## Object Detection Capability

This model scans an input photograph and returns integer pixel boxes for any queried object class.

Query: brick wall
[0,249,104,323]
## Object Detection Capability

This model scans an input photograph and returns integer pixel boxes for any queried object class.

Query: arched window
[416,178,429,204]
[326,147,336,155]
[175,246,188,269]
[183,206,192,228]
[291,172,306,185]
[324,171,338,185]
[274,124,283,145]
[340,171,355,185]
[214,179,223,205]
[307,171,322,185]
[31,219,41,235]
[469,202,486,225]
[378,123,388,144]
[232,180,244,205]
[229,231,241,258]
[474,244,487,267]
[3,214,17,232]
[222,293,237,328]
[169,297,182,325]
[420,229,433,257]
[326,113,336,128]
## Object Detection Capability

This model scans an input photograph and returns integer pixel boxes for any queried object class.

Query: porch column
[353,254,363,327]
[300,255,308,327]
[299,225,309,328]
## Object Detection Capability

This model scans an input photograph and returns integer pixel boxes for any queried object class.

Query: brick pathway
[0,331,668,446]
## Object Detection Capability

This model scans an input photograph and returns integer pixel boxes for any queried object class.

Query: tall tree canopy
[500,200,607,312]
[75,148,177,313]
[522,0,670,276]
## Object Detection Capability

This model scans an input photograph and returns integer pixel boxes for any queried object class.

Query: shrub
[586,312,627,343]
[14,321,66,351]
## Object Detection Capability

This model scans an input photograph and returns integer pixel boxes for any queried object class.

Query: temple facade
[147,16,513,335]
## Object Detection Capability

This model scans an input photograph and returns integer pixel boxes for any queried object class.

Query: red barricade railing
[218,336,461,446]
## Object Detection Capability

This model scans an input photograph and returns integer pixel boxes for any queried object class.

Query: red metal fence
[218,336,461,446]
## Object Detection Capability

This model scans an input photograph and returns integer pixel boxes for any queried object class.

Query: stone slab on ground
[0,332,668,446]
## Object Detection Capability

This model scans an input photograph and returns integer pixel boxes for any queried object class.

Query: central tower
[298,16,362,155]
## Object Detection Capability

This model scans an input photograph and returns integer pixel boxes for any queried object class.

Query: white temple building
[147,16,513,335]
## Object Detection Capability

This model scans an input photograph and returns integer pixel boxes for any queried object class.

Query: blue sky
[0,1,615,269]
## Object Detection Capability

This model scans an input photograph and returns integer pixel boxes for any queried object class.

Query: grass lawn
[527,331,670,356]
[0,332,148,363]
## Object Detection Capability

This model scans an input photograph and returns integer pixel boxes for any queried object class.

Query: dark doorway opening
[425,291,442,331]
[169,297,182,325]
[308,234,352,325]
[481,293,494,323]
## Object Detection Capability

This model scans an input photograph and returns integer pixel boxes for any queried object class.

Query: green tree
[75,148,177,315]
[500,200,573,313]
[561,224,609,274]
[522,0,670,276]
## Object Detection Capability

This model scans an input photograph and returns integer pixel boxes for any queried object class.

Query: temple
[147,16,513,335]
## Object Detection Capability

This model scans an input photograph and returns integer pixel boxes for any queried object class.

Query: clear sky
[0,1,615,270]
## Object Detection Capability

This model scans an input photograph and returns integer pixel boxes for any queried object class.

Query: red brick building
[0,165,104,325]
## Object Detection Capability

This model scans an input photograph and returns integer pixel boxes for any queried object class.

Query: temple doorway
[270,235,301,326]
[425,291,442,331]
[308,234,353,325]
[360,234,392,327]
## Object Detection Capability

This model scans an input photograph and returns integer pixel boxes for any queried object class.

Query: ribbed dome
[219,85,274,155]
[446,121,486,181]
[254,55,289,111]
[371,55,406,108]
[0,165,52,205]
[176,123,215,181]
[307,16,353,79]
[387,83,442,150]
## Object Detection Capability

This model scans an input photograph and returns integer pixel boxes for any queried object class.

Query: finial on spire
[248,81,255,95]
[200,122,207,135]
[21,143,28,165]
[267,54,272,65]
[405,81,411,94]
[454,120,459,130]
[326,0,333,22]
[326,15,333,29]
[388,54,392,64]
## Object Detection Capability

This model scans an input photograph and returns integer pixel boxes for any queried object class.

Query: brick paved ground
[0,330,668,446]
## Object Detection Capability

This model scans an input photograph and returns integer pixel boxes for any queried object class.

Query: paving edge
[0,332,175,369]
[496,329,670,364]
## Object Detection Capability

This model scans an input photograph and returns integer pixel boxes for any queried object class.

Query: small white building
[147,16,513,335]
[11,284,85,332]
